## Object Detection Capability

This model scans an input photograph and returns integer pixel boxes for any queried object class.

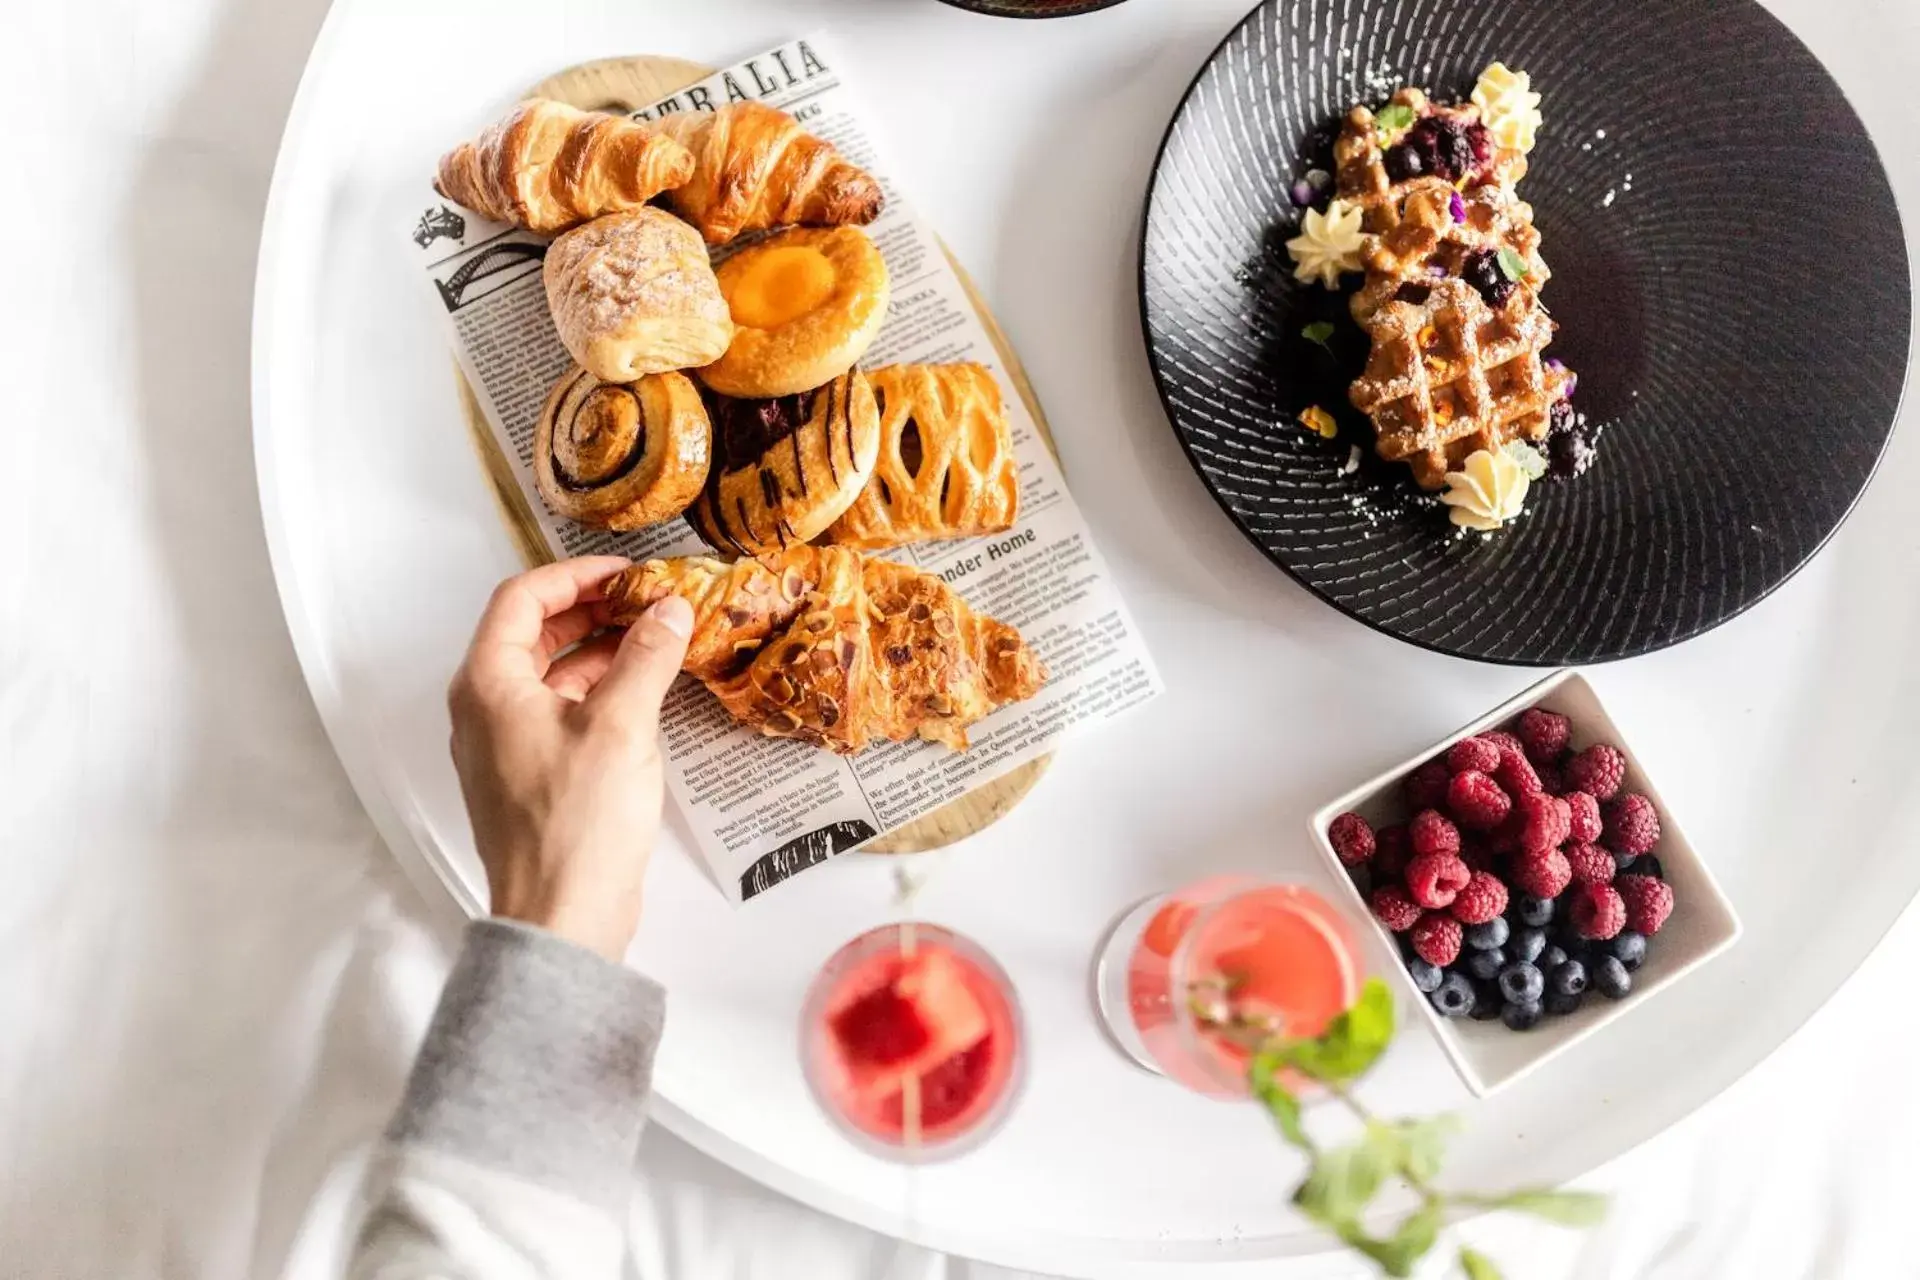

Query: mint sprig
[1375,104,1416,137]
[1302,320,1337,349]
[1496,246,1531,282]
[1211,977,1607,1278]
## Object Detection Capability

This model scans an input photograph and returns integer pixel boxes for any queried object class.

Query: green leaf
[1375,104,1416,134]
[1496,246,1531,281]
[1496,1188,1608,1227]
[1248,1051,1312,1150]
[1302,320,1336,348]
[1351,1204,1443,1277]
[1384,1115,1460,1183]
[1504,440,1548,480]
[1294,1129,1395,1229]
[1277,978,1397,1084]
[1459,1246,1504,1280]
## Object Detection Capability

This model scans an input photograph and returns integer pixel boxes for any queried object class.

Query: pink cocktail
[1096,877,1361,1096]
[801,923,1025,1160]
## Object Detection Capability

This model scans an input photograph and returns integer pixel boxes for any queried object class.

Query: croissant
[602,546,1045,753]
[826,363,1019,550]
[434,99,694,235]
[652,102,885,245]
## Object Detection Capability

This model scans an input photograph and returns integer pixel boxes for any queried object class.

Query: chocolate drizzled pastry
[685,369,880,555]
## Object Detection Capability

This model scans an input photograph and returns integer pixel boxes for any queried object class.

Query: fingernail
[650,594,694,637]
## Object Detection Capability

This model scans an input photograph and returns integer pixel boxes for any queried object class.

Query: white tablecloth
[5,1,1918,1276]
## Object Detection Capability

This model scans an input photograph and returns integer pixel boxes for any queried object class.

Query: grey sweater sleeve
[385,919,666,1211]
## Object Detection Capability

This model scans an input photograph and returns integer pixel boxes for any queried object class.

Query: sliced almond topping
[781,643,808,666]
[765,709,801,734]
[931,613,956,638]
[908,600,934,623]
[764,672,796,704]
[923,692,955,716]
[781,570,807,601]
[817,694,841,727]
[801,611,835,635]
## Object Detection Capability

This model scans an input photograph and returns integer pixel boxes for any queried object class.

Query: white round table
[252,0,1920,1272]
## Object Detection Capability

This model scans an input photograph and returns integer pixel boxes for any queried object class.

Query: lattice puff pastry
[825,363,1020,551]
[600,546,1045,753]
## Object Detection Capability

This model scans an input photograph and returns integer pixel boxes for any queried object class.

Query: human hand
[446,556,694,961]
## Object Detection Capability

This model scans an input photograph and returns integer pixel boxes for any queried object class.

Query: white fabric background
[3,1,1917,1277]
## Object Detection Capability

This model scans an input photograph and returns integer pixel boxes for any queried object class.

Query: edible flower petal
[1285,199,1366,289]
[1472,62,1543,153]
[1299,405,1339,439]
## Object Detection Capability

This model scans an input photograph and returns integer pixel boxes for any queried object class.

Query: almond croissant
[435,99,695,235]
[652,102,885,245]
[601,546,1044,753]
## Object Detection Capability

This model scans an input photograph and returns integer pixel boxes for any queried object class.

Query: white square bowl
[1309,670,1742,1097]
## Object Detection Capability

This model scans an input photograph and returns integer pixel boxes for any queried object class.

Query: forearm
[349,919,665,1280]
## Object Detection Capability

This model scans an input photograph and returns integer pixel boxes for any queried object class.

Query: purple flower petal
[1291,179,1316,208]
[1449,192,1467,223]
[1545,357,1564,371]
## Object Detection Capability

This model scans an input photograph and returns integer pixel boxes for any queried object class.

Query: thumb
[586,595,693,732]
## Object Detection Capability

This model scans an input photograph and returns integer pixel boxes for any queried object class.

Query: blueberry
[1461,248,1516,309]
[1592,955,1632,999]
[1469,980,1503,1020]
[1539,944,1570,973]
[1515,895,1555,928]
[1431,972,1476,1017]
[1465,917,1510,951]
[1510,927,1547,966]
[1627,854,1665,881]
[1402,117,1482,183]
[1466,947,1507,981]
[1544,988,1584,1017]
[1383,142,1426,183]
[1407,956,1445,993]
[1501,999,1544,1031]
[1549,959,1588,997]
[1613,845,1638,872]
[1609,931,1648,971]
[1498,962,1545,1006]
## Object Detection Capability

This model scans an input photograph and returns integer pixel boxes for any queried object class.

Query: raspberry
[1446,736,1503,774]
[1409,809,1462,859]
[1446,770,1512,831]
[1370,884,1423,932]
[1517,792,1572,856]
[1516,708,1571,763]
[1536,761,1566,796]
[1565,790,1603,843]
[1570,883,1627,941]
[1328,812,1375,865]
[1565,841,1615,885]
[1449,870,1508,924]
[1604,793,1662,856]
[1511,848,1572,900]
[1481,729,1525,758]
[1374,824,1412,880]
[1617,874,1674,935]
[1487,734,1544,798]
[1406,852,1471,909]
[1410,912,1463,967]
[1404,760,1452,810]
[1566,744,1627,800]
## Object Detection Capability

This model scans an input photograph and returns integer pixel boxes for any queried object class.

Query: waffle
[1349,278,1571,490]
[1348,182,1549,322]
[1331,89,1527,236]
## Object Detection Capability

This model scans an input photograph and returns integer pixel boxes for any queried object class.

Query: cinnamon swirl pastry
[686,371,880,556]
[533,366,711,530]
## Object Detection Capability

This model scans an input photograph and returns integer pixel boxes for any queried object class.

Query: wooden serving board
[454,53,1057,855]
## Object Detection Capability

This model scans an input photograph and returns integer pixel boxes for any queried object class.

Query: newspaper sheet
[413,33,1161,902]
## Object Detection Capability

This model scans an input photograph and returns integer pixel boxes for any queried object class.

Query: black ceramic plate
[1141,0,1910,664]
